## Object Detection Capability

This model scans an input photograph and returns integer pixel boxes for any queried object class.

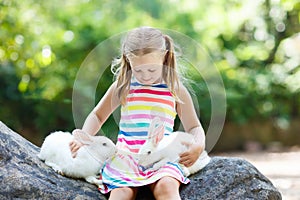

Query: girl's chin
[143,80,152,84]
[138,79,153,84]
[136,78,161,85]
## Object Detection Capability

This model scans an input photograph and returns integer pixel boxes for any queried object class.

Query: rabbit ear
[148,117,164,146]
[148,117,162,139]
[72,129,93,145]
[153,124,164,146]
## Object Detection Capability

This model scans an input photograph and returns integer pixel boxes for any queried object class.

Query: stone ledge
[0,121,282,200]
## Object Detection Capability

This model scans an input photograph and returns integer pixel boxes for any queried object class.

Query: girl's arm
[82,81,120,136]
[176,82,206,167]
[70,81,120,157]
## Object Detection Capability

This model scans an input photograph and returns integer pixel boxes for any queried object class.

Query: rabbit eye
[102,142,107,146]
[147,151,151,155]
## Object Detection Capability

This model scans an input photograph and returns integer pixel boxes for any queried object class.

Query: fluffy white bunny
[38,130,117,185]
[138,117,211,176]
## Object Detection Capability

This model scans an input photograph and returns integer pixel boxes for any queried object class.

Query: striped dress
[98,77,190,194]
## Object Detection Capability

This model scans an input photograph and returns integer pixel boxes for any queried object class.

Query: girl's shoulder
[175,81,192,102]
[175,81,187,93]
[106,81,121,102]
[106,81,118,94]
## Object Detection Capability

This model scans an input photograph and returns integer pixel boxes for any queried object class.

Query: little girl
[70,26,206,200]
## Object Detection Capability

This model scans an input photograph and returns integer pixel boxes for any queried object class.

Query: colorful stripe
[127,96,175,107]
[122,105,176,118]
[120,122,149,128]
[129,89,172,96]
[119,130,148,137]
[130,82,168,88]
[117,137,145,146]
[121,114,174,125]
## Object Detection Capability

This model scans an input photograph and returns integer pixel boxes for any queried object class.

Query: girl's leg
[149,176,181,200]
[108,187,138,200]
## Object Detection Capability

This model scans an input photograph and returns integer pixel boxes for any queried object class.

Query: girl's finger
[72,152,77,158]
[179,151,190,158]
[179,156,189,163]
[179,159,190,167]
[185,161,193,167]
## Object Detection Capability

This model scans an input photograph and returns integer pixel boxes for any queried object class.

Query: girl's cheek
[155,72,161,78]
[132,71,138,77]
[132,72,142,81]
[156,69,163,77]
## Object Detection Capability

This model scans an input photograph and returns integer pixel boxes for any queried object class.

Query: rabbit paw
[85,176,103,186]
[56,169,65,176]
[152,160,167,171]
[53,167,65,176]
[45,162,64,176]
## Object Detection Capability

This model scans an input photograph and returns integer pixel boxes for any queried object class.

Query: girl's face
[128,51,165,85]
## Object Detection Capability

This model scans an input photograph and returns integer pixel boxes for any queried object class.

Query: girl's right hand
[69,129,84,158]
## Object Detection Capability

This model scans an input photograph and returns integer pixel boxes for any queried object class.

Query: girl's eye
[149,69,156,72]
[134,69,141,72]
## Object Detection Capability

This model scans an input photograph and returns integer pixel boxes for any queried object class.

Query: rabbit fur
[38,130,117,185]
[138,117,211,176]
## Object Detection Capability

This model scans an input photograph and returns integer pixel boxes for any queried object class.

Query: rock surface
[0,121,282,200]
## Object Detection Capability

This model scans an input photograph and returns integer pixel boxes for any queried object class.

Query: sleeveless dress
[98,77,190,194]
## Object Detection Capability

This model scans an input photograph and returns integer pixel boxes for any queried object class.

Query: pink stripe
[116,146,141,154]
[129,89,172,96]
[161,165,181,174]
[126,155,141,174]
[158,165,185,180]
[105,164,140,184]
[121,114,174,124]
[118,137,145,145]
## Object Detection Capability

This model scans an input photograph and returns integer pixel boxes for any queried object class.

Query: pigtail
[163,35,180,101]
[111,54,132,105]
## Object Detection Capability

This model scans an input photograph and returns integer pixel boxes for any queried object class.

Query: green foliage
[1,0,300,147]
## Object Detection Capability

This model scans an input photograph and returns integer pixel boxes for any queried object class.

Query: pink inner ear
[148,117,161,139]
[154,124,164,145]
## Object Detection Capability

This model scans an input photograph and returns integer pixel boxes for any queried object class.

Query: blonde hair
[111,27,180,105]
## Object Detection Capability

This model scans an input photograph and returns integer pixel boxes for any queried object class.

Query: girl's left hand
[179,142,203,167]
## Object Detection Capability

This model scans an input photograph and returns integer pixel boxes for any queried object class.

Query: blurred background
[1,0,299,151]
[1,0,300,198]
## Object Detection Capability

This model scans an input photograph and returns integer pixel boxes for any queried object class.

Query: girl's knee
[109,187,137,200]
[152,177,180,197]
[158,177,180,189]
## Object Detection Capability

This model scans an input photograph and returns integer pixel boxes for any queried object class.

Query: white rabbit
[38,130,117,186]
[138,117,211,176]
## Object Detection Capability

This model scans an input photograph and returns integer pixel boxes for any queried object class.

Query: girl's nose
[142,72,151,80]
